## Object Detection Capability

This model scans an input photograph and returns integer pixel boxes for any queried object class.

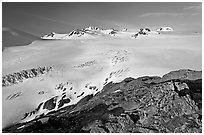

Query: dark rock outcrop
[2,69,202,133]
[68,29,85,37]
[2,66,53,87]
[132,28,152,38]
[43,97,57,110]
[161,69,202,82]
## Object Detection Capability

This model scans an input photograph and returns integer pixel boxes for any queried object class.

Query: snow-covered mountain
[131,28,159,38]
[41,26,162,40]
[84,26,100,31]
[41,27,116,39]
[2,25,202,130]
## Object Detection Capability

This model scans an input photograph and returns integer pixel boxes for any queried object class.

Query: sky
[2,2,202,36]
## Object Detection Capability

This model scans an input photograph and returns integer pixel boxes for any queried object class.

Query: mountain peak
[84,26,100,31]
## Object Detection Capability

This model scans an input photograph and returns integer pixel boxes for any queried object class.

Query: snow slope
[2,27,202,129]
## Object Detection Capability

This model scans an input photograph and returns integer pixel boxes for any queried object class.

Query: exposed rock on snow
[84,26,100,31]
[157,27,174,32]
[41,32,68,39]
[131,28,159,38]
[101,28,115,35]
[73,60,96,68]
[68,29,85,37]
[109,30,118,36]
[103,68,130,85]
[138,28,149,35]
[105,49,128,66]
[2,66,53,87]
[131,33,139,38]
[122,28,128,32]
[3,69,202,133]
[6,92,23,100]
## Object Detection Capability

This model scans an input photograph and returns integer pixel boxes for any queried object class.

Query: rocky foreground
[3,69,202,133]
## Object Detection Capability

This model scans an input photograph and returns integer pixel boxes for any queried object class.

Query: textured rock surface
[2,66,53,87]
[2,69,202,133]
[161,69,202,81]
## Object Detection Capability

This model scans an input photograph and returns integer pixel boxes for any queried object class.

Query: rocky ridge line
[2,66,53,87]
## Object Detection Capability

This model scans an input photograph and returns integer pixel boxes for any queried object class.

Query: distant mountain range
[41,26,174,40]
[2,26,200,51]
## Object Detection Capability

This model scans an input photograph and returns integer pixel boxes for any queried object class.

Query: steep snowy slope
[2,27,202,129]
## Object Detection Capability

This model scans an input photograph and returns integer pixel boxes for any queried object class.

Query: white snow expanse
[2,27,202,129]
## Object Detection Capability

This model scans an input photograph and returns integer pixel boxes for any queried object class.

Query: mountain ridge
[41,26,174,40]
